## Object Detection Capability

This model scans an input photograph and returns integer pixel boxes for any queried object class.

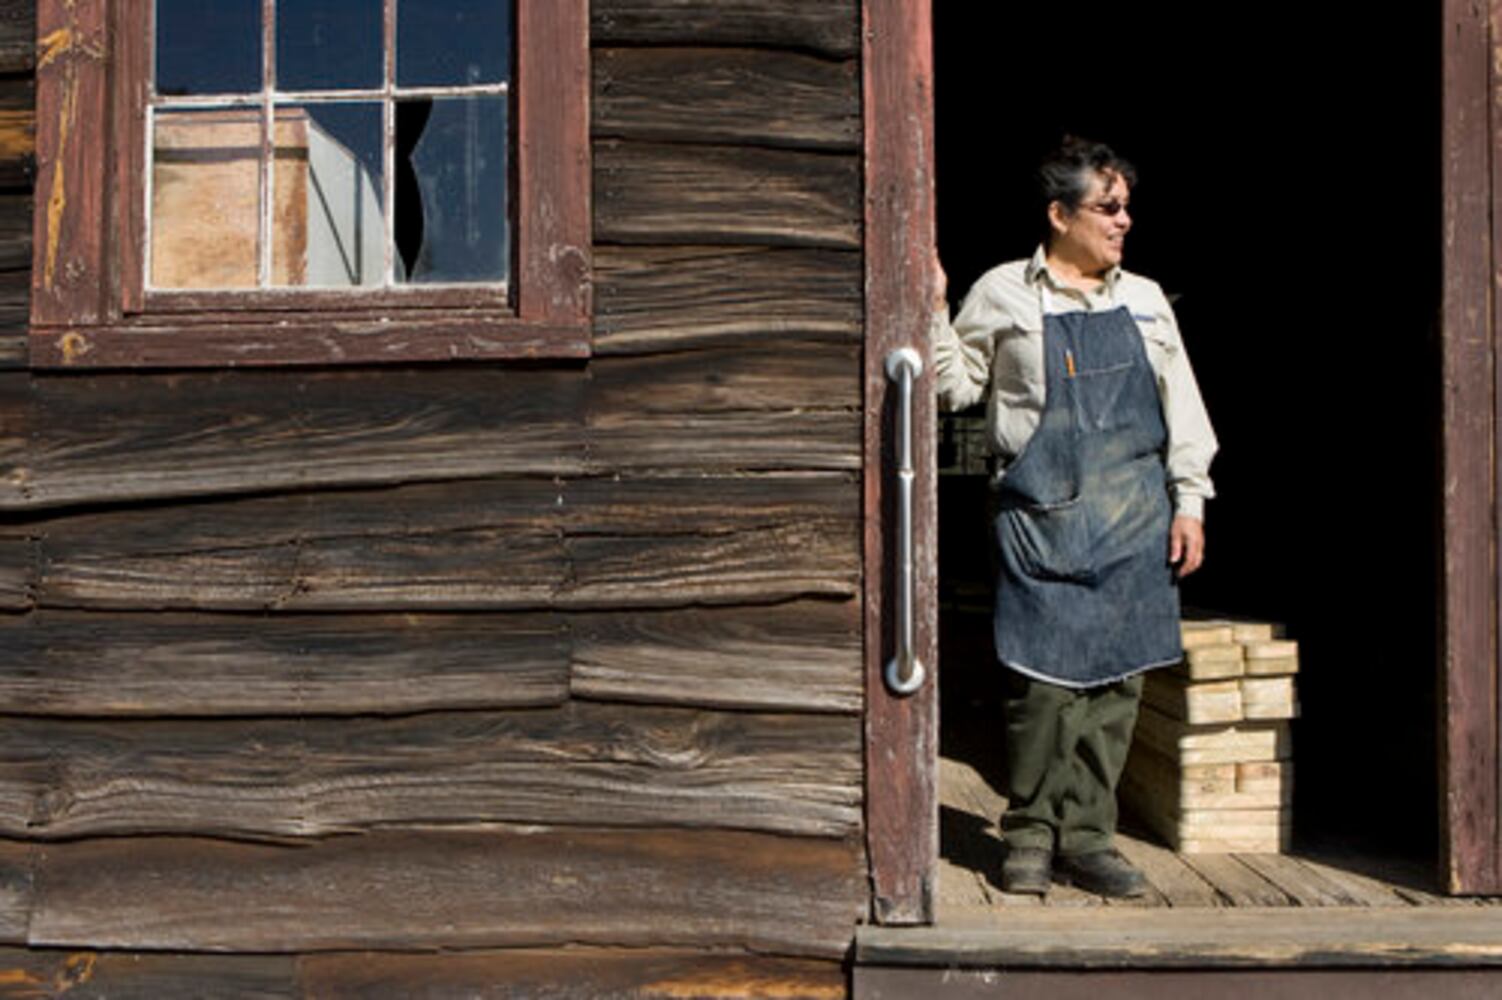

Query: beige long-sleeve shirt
[932,246,1218,519]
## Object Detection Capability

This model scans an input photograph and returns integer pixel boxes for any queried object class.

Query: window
[31,0,589,367]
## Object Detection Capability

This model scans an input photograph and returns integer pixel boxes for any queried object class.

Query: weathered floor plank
[595,140,861,249]
[570,599,861,713]
[592,245,861,355]
[1114,831,1220,908]
[867,907,1502,968]
[1235,853,1367,907]
[27,829,866,957]
[1160,854,1292,908]
[591,0,859,58]
[0,611,570,716]
[0,704,862,839]
[594,47,859,151]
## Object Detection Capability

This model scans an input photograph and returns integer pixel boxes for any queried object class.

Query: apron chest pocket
[997,499,1096,584]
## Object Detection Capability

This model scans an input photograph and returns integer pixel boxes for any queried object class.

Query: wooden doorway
[930,1,1450,892]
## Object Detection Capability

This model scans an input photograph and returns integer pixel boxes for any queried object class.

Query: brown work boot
[999,845,1052,895]
[1054,849,1147,898]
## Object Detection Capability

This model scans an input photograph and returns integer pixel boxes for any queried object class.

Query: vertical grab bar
[884,347,925,696]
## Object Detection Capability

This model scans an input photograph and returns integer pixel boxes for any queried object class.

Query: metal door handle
[884,346,925,696]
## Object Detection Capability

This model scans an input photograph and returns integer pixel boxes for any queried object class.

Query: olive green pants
[1000,669,1144,856]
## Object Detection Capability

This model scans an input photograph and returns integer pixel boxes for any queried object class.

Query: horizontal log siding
[0,0,870,971]
[592,0,859,58]
[12,829,865,957]
[0,341,858,510]
[0,948,847,998]
[12,474,857,611]
[0,704,861,839]
[0,601,860,717]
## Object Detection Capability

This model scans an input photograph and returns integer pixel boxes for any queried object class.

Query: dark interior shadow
[940,803,1002,885]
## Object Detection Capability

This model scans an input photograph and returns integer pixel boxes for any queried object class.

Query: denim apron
[992,284,1182,686]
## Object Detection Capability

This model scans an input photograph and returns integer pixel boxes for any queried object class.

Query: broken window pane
[150,108,261,289]
[271,103,385,288]
[155,0,261,97]
[277,0,383,92]
[395,95,509,284]
[397,0,512,87]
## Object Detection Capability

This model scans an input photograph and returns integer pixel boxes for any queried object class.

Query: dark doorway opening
[933,5,1442,866]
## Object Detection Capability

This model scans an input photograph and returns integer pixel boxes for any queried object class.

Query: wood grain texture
[0,840,32,944]
[7,340,864,510]
[0,612,570,716]
[570,599,862,713]
[3,368,587,511]
[588,341,860,414]
[32,0,109,326]
[0,947,843,999]
[0,534,30,610]
[593,245,861,354]
[0,602,860,717]
[29,318,594,370]
[0,269,32,370]
[863,0,940,925]
[586,409,860,473]
[0,193,33,271]
[856,907,1502,968]
[0,703,861,839]
[854,967,1502,998]
[584,338,861,473]
[1442,0,1499,894]
[302,949,844,1000]
[594,47,859,151]
[0,0,33,73]
[27,475,859,611]
[595,140,861,249]
[515,0,591,328]
[591,0,859,58]
[29,829,866,956]
[0,76,32,189]
[0,950,297,998]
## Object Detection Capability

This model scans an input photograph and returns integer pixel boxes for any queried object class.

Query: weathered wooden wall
[0,0,868,992]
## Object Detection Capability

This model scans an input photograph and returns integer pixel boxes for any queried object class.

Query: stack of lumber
[1120,619,1298,853]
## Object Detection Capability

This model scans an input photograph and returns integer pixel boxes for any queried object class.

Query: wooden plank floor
[939,752,1502,918]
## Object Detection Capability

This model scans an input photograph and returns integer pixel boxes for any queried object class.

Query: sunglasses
[1080,199,1130,217]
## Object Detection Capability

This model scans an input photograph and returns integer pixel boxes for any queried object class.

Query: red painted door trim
[862,0,939,925]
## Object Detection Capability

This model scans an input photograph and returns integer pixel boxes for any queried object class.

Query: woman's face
[1051,170,1132,274]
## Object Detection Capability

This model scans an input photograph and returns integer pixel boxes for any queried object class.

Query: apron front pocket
[997,499,1096,584]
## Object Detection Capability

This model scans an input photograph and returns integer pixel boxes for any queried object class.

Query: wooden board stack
[1120,619,1298,853]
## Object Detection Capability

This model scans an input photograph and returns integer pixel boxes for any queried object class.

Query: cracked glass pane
[394,95,509,284]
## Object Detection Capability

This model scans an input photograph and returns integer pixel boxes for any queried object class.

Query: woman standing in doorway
[931,137,1217,897]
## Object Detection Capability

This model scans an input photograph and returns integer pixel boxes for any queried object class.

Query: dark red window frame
[30,0,590,368]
